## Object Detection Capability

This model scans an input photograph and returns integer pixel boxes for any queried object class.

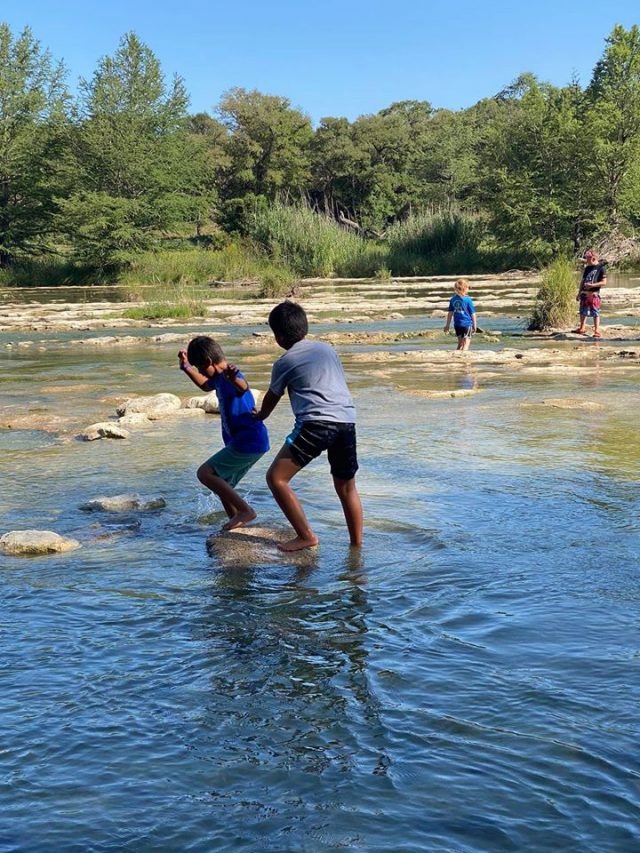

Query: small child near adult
[253,302,363,552]
[444,279,477,350]
[574,249,607,338]
[178,336,269,530]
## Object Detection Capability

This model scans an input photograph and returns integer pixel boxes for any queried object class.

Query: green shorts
[205,447,266,488]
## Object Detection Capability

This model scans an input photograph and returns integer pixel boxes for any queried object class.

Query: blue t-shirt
[448,294,475,328]
[206,370,269,454]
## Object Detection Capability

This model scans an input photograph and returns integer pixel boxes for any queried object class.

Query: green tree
[412,108,479,209]
[0,24,69,265]
[62,32,213,265]
[310,116,358,216]
[478,75,588,259]
[217,88,313,202]
[584,24,640,225]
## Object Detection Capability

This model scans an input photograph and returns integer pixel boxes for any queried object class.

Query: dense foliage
[1,24,640,275]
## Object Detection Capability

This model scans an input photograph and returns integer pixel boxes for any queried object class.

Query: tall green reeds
[246,204,496,278]
[247,203,381,277]
[528,257,578,330]
[385,212,487,275]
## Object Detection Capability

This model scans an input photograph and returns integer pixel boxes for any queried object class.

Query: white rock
[184,391,219,413]
[81,422,130,441]
[0,530,81,556]
[116,393,182,419]
[183,388,261,414]
[164,408,206,417]
[117,412,151,426]
[79,494,167,512]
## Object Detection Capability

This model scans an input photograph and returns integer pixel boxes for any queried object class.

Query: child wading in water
[574,249,607,338]
[253,302,363,553]
[179,336,269,530]
[444,279,477,350]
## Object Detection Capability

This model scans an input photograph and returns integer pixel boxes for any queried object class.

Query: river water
[1,279,640,851]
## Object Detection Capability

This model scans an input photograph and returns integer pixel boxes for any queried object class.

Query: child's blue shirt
[205,371,269,454]
[448,295,475,327]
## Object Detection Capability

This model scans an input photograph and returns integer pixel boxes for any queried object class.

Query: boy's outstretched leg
[197,463,256,530]
[266,447,319,552]
[333,476,363,547]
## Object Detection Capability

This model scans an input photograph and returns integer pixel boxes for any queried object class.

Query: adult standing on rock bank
[574,250,607,338]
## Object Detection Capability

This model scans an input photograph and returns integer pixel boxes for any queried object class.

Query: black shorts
[286,421,359,480]
[454,324,472,338]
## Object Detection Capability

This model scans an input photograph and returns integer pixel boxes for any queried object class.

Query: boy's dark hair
[268,301,308,348]
[187,336,225,367]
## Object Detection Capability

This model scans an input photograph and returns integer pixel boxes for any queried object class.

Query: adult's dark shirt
[581,263,606,294]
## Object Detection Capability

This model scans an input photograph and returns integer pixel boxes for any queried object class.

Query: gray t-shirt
[269,339,356,425]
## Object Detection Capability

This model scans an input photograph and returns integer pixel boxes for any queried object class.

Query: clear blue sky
[3,0,639,121]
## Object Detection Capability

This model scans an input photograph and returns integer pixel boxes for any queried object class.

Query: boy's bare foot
[277,535,319,552]
[222,509,256,531]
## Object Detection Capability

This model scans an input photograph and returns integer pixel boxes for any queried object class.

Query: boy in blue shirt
[444,278,477,351]
[254,302,363,553]
[178,336,269,530]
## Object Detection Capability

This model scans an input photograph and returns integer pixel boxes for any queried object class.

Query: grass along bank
[0,207,541,296]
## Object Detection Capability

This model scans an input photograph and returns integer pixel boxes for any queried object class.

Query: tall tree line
[1,24,640,268]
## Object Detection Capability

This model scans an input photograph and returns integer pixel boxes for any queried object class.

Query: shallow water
[1,294,640,851]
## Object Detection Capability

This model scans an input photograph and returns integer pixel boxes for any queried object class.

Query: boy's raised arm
[178,349,210,389]
[253,388,282,421]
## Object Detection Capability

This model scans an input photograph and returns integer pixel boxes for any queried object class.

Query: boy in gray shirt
[254,302,363,552]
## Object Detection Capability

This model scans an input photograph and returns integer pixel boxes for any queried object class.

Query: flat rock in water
[116,393,181,419]
[409,388,479,399]
[80,422,130,441]
[162,408,207,418]
[206,526,317,568]
[117,412,152,427]
[79,494,167,512]
[0,530,81,556]
[538,399,605,411]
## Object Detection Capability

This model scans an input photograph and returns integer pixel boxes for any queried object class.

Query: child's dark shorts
[454,323,472,338]
[286,421,358,480]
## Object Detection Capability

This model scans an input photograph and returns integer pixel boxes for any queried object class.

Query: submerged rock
[164,408,206,418]
[116,393,181,419]
[0,530,81,556]
[408,388,479,399]
[206,526,317,568]
[534,399,605,411]
[117,412,152,427]
[81,422,130,441]
[79,494,167,512]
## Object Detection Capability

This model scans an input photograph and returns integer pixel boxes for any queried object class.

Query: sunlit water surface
[1,292,640,851]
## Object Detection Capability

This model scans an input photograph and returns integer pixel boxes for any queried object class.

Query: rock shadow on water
[206,526,319,570]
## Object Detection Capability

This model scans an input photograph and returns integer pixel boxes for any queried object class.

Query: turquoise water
[1,302,640,850]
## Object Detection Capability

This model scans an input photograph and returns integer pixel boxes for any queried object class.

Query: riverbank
[2,270,640,334]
